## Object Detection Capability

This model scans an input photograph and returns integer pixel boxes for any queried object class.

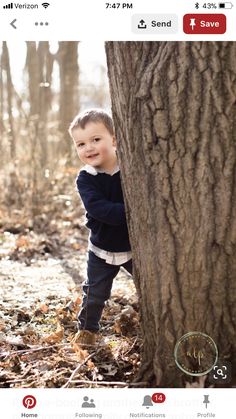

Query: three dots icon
[35,22,49,26]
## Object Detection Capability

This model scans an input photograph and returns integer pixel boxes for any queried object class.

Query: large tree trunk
[105,42,236,387]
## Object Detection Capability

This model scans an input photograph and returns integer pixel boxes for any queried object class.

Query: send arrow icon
[10,19,17,29]
[138,19,147,29]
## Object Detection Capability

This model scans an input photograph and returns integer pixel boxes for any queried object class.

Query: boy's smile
[72,122,117,173]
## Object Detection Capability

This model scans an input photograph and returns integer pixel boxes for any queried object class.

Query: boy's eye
[77,143,84,148]
[93,137,101,142]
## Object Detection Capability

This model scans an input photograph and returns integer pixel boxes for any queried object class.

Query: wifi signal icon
[42,2,50,8]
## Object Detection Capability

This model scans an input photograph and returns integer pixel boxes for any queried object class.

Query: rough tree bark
[105,42,236,387]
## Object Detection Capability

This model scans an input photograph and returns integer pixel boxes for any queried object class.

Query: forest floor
[0,217,140,388]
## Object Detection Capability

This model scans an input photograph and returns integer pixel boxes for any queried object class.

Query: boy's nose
[86,144,94,151]
[85,144,95,154]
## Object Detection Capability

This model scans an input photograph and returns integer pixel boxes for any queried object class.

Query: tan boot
[74,330,97,347]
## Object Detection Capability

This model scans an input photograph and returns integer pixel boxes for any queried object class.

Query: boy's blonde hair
[69,108,114,138]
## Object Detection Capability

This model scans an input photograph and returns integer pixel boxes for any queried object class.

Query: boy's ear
[112,136,117,147]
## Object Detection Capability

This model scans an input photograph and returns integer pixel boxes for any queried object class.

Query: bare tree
[58,42,79,158]
[2,42,16,160]
[0,42,5,157]
[25,41,54,166]
[25,42,39,117]
[106,41,236,387]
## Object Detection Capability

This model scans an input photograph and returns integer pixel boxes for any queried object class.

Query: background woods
[0,41,109,229]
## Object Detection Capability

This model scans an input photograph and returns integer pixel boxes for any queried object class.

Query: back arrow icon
[10,19,17,29]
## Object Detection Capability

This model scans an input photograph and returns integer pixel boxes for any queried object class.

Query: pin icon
[203,395,210,409]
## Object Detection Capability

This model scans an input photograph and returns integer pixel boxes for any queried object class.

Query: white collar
[81,164,120,176]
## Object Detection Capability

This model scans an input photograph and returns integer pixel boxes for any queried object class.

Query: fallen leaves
[0,173,142,388]
[38,304,49,314]
[15,236,30,249]
[0,231,140,388]
[42,323,64,344]
[114,305,139,336]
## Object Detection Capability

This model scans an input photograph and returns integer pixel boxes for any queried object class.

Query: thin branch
[122,337,138,356]
[67,379,148,387]
[62,349,102,388]
[0,342,70,359]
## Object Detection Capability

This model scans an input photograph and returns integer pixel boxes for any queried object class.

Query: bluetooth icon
[195,2,200,8]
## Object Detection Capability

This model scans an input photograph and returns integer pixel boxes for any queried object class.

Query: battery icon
[219,2,233,8]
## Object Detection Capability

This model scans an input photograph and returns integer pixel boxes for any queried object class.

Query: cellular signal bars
[3,3,13,8]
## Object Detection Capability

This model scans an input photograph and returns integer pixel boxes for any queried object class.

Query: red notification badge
[152,392,166,403]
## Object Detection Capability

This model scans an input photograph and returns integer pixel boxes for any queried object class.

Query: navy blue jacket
[76,169,131,252]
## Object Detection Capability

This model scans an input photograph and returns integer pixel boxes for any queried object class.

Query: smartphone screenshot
[0,1,235,418]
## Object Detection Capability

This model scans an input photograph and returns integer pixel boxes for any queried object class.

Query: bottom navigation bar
[0,388,234,419]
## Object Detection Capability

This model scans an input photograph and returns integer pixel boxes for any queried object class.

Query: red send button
[183,14,226,34]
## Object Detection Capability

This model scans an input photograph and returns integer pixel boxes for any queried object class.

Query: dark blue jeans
[78,250,132,332]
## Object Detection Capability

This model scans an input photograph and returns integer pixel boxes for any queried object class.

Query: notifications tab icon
[183,14,226,34]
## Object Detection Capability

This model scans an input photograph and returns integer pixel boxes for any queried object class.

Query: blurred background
[0,41,110,233]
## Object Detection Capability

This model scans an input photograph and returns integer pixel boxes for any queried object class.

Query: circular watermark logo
[22,395,37,409]
[174,332,218,376]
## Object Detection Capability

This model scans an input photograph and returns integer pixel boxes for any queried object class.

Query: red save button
[183,14,226,34]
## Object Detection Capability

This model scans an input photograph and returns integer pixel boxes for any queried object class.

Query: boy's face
[72,122,117,172]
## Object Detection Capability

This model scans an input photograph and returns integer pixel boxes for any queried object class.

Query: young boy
[69,109,132,346]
